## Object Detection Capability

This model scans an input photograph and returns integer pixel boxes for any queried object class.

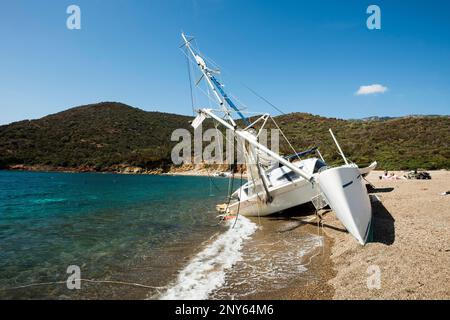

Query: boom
[197,108,314,182]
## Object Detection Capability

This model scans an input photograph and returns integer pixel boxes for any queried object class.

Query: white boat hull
[227,179,318,217]
[225,164,372,245]
[317,166,372,245]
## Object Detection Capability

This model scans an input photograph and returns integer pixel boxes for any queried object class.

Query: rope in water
[231,169,243,229]
[1,279,168,291]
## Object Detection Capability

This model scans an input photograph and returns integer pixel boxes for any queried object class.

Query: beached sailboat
[181,33,375,245]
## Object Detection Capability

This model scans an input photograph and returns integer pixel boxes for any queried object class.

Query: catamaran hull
[317,166,372,245]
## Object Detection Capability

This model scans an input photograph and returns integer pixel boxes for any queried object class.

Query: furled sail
[238,132,271,204]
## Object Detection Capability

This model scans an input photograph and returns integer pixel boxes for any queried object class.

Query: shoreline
[3,165,447,178]
[2,164,231,177]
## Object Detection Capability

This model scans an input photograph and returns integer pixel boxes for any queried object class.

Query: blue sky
[0,0,449,125]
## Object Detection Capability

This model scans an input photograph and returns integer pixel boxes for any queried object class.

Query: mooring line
[1,279,168,291]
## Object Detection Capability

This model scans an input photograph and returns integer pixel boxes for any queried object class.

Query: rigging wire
[184,44,222,195]
[206,169,222,194]
[269,116,302,161]
[180,48,218,109]
[184,43,223,198]
[231,169,243,229]
[185,48,196,116]
[205,119,226,196]
[198,48,287,116]
[217,163,235,225]
[182,45,266,126]
[241,83,286,115]
[186,42,286,119]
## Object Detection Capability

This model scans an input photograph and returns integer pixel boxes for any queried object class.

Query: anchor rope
[1,279,168,291]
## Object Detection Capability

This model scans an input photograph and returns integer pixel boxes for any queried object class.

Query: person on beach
[380,171,404,180]
[379,170,389,180]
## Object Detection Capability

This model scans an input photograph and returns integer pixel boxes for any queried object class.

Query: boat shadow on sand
[266,189,396,245]
[367,185,395,193]
[368,193,396,245]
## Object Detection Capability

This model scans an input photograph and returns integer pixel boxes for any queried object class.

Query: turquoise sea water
[0,171,231,299]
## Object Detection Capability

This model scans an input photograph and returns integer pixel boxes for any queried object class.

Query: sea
[0,171,327,299]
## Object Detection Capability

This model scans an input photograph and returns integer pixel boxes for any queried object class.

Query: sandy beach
[320,170,450,299]
[188,169,450,300]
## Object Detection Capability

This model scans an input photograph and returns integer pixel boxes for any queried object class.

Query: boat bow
[317,166,372,245]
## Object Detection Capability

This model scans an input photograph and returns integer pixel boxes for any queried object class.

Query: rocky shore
[4,163,232,176]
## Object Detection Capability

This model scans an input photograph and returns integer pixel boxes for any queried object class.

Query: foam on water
[210,231,324,299]
[158,216,258,300]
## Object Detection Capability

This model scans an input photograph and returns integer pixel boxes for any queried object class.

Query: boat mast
[181,33,249,127]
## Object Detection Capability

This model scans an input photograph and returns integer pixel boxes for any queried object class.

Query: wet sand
[211,207,336,300]
[324,170,450,299]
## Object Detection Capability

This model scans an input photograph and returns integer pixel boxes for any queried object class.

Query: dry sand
[323,170,450,299]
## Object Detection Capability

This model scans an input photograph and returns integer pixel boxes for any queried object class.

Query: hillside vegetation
[272,113,449,170]
[0,103,193,171]
[0,102,448,171]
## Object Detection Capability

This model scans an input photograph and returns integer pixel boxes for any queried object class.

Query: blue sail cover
[210,76,250,126]
[285,147,318,160]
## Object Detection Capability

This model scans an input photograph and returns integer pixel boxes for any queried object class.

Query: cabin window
[313,160,327,173]
[277,171,299,182]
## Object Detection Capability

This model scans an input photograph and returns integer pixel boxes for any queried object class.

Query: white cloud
[355,84,388,95]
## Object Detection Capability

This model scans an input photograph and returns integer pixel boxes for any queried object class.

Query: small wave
[210,232,324,299]
[158,216,258,300]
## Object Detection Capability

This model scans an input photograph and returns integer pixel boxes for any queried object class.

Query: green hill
[0,102,193,171]
[0,102,449,171]
[271,113,450,170]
